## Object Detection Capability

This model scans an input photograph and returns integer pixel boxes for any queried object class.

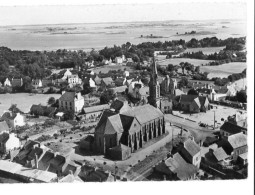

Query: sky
[0,1,247,26]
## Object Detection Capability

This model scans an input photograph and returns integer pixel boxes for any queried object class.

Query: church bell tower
[148,54,161,108]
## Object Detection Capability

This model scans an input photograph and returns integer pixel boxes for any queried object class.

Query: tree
[180,62,185,75]
[48,97,56,105]
[236,90,247,103]
[9,104,23,114]
[64,110,74,120]
[195,66,200,73]
[167,64,175,72]
[187,88,199,95]
[178,77,189,89]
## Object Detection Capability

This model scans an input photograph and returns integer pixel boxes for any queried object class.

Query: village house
[31,79,43,88]
[123,70,130,77]
[94,104,165,157]
[2,78,12,87]
[42,78,55,87]
[110,99,131,114]
[82,104,110,120]
[94,75,102,86]
[108,86,127,96]
[30,104,57,117]
[115,77,127,86]
[179,95,210,113]
[204,147,230,166]
[59,69,72,80]
[11,78,23,88]
[0,121,9,134]
[227,111,247,128]
[58,91,84,113]
[159,98,173,114]
[0,133,20,154]
[220,121,247,138]
[155,152,199,181]
[219,133,247,161]
[67,74,82,86]
[101,77,114,88]
[179,139,202,168]
[1,112,26,128]
[197,88,217,101]
[78,166,114,182]
[160,75,177,95]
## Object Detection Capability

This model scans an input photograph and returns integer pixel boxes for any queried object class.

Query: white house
[32,79,43,88]
[3,78,12,87]
[89,78,96,88]
[115,57,123,64]
[60,69,73,80]
[123,70,130,77]
[1,112,26,128]
[0,133,20,154]
[59,91,84,113]
[67,75,82,86]
[128,80,144,94]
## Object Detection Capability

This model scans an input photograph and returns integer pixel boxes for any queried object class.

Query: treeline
[179,50,246,63]
[211,69,246,86]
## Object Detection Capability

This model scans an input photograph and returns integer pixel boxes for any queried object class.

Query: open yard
[181,46,226,55]
[200,62,247,79]
[157,58,212,66]
[92,64,134,74]
[172,105,245,129]
[0,93,61,115]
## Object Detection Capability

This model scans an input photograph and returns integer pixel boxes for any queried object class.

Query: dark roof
[183,139,201,157]
[0,133,9,143]
[39,151,54,165]
[83,104,110,114]
[213,86,228,94]
[197,88,212,95]
[110,99,125,111]
[0,121,9,133]
[23,140,40,151]
[109,144,130,152]
[228,133,247,149]
[27,147,43,160]
[198,96,208,107]
[59,92,76,101]
[220,122,247,135]
[82,135,94,142]
[179,95,198,103]
[95,110,116,133]
[1,112,17,120]
[165,153,198,180]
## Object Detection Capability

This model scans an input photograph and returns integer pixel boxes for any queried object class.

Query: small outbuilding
[107,144,131,161]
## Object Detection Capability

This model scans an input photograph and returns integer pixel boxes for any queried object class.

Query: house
[179,95,210,113]
[42,78,55,87]
[58,91,84,113]
[1,112,26,128]
[160,98,172,114]
[79,167,114,182]
[108,86,127,95]
[227,111,247,128]
[236,152,248,166]
[115,56,123,64]
[101,77,114,88]
[160,75,177,95]
[197,88,216,101]
[155,153,199,181]
[59,69,72,80]
[179,139,201,168]
[205,147,230,166]
[173,89,185,96]
[31,79,43,88]
[128,80,144,94]
[212,86,229,101]
[88,78,96,88]
[11,78,23,88]
[59,174,83,183]
[67,74,82,86]
[0,133,20,154]
[82,104,110,120]
[220,121,247,138]
[94,104,165,156]
[0,121,9,134]
[219,133,247,161]
[3,78,12,87]
[94,75,102,86]
[123,70,130,77]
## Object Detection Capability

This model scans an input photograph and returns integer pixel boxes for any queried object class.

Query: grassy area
[0,93,61,114]
[158,58,211,66]
[92,64,133,74]
[181,46,225,55]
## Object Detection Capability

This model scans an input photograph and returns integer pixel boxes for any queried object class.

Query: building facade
[59,92,84,113]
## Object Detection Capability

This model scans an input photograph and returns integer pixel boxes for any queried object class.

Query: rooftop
[83,104,110,114]
[228,133,247,149]
[220,121,247,135]
[183,139,201,157]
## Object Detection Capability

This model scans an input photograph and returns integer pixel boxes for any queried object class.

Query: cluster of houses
[0,140,115,183]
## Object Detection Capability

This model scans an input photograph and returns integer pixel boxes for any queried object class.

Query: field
[157,58,211,66]
[0,93,61,114]
[181,46,226,55]
[92,64,133,74]
[200,62,246,79]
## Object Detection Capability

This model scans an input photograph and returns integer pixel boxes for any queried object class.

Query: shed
[108,144,131,160]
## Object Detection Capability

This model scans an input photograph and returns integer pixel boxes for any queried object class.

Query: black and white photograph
[0,0,254,194]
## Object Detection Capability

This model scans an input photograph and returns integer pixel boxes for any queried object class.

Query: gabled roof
[197,88,212,94]
[0,132,9,143]
[104,114,124,135]
[59,174,83,183]
[228,133,247,149]
[220,121,247,134]
[0,120,9,134]
[109,144,130,152]
[121,104,164,125]
[179,95,198,103]
[198,96,208,107]
[59,92,83,101]
[213,147,229,161]
[183,139,201,157]
[164,153,198,180]
[83,104,110,114]
[95,110,116,134]
[101,77,113,85]
[109,86,127,94]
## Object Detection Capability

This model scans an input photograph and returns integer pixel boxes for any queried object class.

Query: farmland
[180,46,226,55]
[0,93,61,114]
[92,64,133,74]
[157,58,212,66]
